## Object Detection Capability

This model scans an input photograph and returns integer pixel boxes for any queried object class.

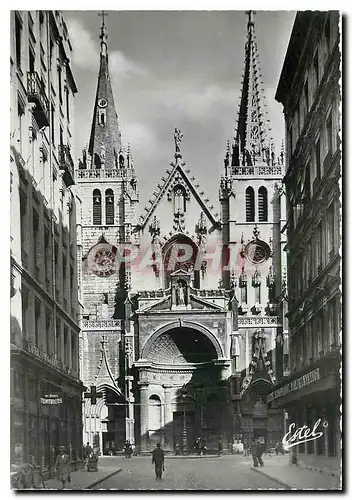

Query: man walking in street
[250,438,264,468]
[83,442,93,466]
[54,446,71,490]
[151,443,165,479]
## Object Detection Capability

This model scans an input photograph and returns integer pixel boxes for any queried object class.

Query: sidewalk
[250,455,341,490]
[37,463,122,490]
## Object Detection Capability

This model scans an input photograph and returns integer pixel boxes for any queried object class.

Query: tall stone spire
[87,12,123,170]
[231,11,272,168]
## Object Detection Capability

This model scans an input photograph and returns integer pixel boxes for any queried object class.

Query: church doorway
[103,431,116,455]
[173,411,196,452]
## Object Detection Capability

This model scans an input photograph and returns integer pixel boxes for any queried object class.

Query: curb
[250,466,291,490]
[166,455,220,460]
[86,468,122,489]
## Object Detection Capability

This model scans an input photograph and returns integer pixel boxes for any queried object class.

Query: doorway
[103,432,116,455]
[173,411,195,451]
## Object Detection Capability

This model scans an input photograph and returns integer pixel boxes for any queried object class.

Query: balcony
[58,144,75,187]
[81,319,122,331]
[27,72,49,128]
[232,164,283,178]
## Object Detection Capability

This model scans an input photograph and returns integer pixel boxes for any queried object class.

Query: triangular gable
[94,336,123,397]
[170,268,192,277]
[240,333,275,396]
[137,163,221,231]
[135,296,171,314]
[190,294,225,311]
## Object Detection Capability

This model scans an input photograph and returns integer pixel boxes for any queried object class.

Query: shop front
[267,350,341,473]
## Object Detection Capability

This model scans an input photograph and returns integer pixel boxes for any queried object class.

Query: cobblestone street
[92,455,282,490]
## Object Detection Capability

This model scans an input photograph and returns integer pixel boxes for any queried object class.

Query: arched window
[258,187,268,222]
[245,187,255,222]
[149,395,162,445]
[98,109,106,126]
[93,189,102,225]
[105,189,114,225]
[162,235,199,288]
[173,186,186,213]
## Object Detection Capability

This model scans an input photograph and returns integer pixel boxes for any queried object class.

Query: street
[93,455,282,490]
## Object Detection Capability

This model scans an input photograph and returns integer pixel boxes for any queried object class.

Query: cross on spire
[98,11,108,57]
[245,10,256,33]
[98,10,108,26]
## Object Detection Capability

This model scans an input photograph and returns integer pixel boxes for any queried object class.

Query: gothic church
[77,12,288,454]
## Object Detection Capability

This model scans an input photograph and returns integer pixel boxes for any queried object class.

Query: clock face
[98,98,107,108]
[92,247,116,277]
[244,241,270,265]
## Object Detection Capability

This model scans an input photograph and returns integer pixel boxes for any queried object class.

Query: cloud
[122,122,159,158]
[66,19,99,70]
[158,82,240,120]
[109,51,148,78]
[66,19,147,79]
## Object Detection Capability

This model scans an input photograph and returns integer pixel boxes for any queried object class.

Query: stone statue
[174,128,183,153]
[100,143,106,164]
[176,282,186,306]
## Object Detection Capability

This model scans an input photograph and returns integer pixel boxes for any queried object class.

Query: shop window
[327,406,337,457]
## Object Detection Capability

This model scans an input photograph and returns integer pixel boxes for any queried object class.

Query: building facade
[270,11,341,473]
[78,12,286,454]
[10,10,84,468]
[220,11,287,447]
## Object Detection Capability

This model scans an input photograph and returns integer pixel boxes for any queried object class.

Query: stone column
[125,376,135,445]
[163,385,173,451]
[139,383,149,452]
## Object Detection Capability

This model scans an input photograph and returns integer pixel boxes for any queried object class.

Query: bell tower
[220,11,288,446]
[77,12,139,453]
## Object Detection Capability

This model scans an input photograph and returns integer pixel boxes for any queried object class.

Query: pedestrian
[255,438,264,467]
[275,440,284,456]
[83,442,93,465]
[151,443,165,479]
[200,438,207,456]
[250,438,263,467]
[54,446,71,490]
[218,439,223,457]
[194,438,200,455]
[175,443,180,456]
[124,441,132,459]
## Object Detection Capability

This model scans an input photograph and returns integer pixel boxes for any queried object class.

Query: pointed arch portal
[84,385,127,456]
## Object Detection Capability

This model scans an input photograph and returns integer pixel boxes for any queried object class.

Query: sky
[64,10,296,209]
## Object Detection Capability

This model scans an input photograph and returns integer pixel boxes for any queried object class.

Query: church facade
[77,12,287,454]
